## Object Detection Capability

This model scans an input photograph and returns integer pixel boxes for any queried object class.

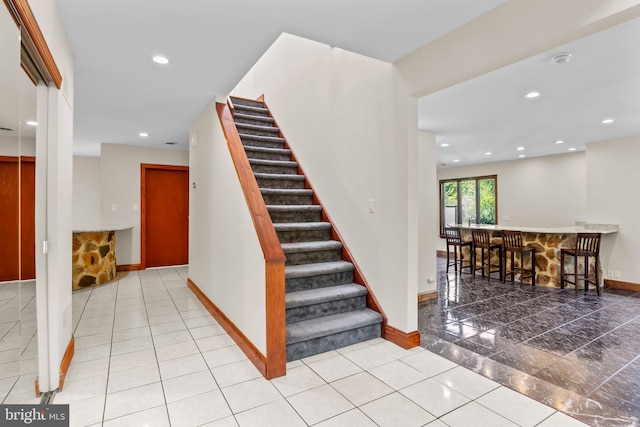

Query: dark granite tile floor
[419,255,640,426]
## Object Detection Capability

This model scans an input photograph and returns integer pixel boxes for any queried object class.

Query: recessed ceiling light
[516,147,525,151]
[600,118,614,124]
[484,152,492,155]
[555,140,564,144]
[518,154,526,158]
[26,121,37,126]
[524,91,541,99]
[139,132,149,137]
[152,56,170,65]
[453,159,460,163]
[550,52,572,64]
[568,147,576,151]
[440,143,450,147]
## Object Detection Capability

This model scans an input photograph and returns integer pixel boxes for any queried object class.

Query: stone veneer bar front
[455,223,618,286]
[72,226,133,291]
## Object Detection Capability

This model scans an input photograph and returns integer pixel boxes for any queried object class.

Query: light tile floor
[56,267,588,426]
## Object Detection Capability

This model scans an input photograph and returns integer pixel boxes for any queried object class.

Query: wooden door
[142,164,189,268]
[0,156,35,281]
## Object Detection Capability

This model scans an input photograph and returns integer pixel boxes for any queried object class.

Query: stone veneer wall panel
[72,231,117,290]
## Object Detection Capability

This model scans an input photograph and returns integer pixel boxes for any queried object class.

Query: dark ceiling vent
[0,127,15,131]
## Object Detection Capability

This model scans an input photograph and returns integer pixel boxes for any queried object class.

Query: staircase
[229,96,383,361]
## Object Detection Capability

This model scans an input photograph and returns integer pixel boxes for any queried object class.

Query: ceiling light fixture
[518,154,526,158]
[453,159,460,163]
[440,143,450,147]
[26,121,37,126]
[524,91,541,99]
[484,152,492,155]
[555,140,564,144]
[550,52,572,64]
[516,147,525,151]
[568,147,577,151]
[139,132,149,137]
[600,118,614,124]
[152,56,170,65]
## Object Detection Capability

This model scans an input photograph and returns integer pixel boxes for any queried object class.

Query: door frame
[140,163,189,269]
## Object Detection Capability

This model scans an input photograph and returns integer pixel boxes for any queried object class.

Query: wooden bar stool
[502,230,535,286]
[444,227,473,275]
[560,232,602,296]
[471,229,503,281]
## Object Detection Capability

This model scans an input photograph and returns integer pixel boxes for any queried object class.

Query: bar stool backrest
[502,230,524,249]
[575,233,601,255]
[471,229,491,247]
[444,227,463,244]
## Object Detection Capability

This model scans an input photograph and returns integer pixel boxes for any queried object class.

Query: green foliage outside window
[439,175,497,234]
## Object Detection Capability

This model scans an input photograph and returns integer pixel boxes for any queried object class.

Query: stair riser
[286,323,380,361]
[245,151,291,162]
[250,163,298,175]
[277,228,330,243]
[286,270,353,292]
[236,126,280,138]
[234,117,274,126]
[257,177,305,190]
[285,249,342,266]
[286,296,367,323]
[241,138,285,150]
[268,209,322,223]
[262,193,313,206]
[231,98,264,108]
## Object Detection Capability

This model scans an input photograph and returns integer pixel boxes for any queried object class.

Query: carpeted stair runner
[230,96,383,361]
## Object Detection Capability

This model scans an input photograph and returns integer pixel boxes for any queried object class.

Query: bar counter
[454,223,617,286]
[72,226,133,291]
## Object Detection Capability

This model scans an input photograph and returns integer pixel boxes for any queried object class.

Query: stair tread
[238,133,284,143]
[236,122,280,132]
[261,188,312,195]
[285,260,353,278]
[281,240,342,253]
[286,309,382,344]
[275,222,331,231]
[286,284,367,309]
[244,146,290,155]
[231,102,269,113]
[256,173,305,181]
[267,204,321,211]
[249,158,297,167]
[234,113,274,123]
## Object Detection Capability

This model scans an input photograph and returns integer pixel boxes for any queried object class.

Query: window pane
[479,178,496,224]
[460,180,476,225]
[443,182,458,226]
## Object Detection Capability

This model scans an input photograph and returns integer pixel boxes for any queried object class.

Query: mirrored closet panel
[0,3,39,403]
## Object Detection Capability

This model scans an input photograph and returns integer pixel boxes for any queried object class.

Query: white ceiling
[421,15,640,168]
[51,1,640,164]
[56,0,509,156]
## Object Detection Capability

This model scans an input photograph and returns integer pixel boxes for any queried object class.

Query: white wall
[0,136,36,156]
[29,0,75,392]
[436,152,587,250]
[189,99,267,354]
[72,156,101,229]
[99,144,188,265]
[586,137,640,284]
[416,131,438,293]
[231,33,419,333]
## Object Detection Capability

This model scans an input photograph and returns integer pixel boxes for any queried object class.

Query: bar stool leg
[584,255,589,294]
[560,251,565,289]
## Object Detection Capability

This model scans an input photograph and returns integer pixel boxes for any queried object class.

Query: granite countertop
[454,223,618,234]
[73,225,134,233]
